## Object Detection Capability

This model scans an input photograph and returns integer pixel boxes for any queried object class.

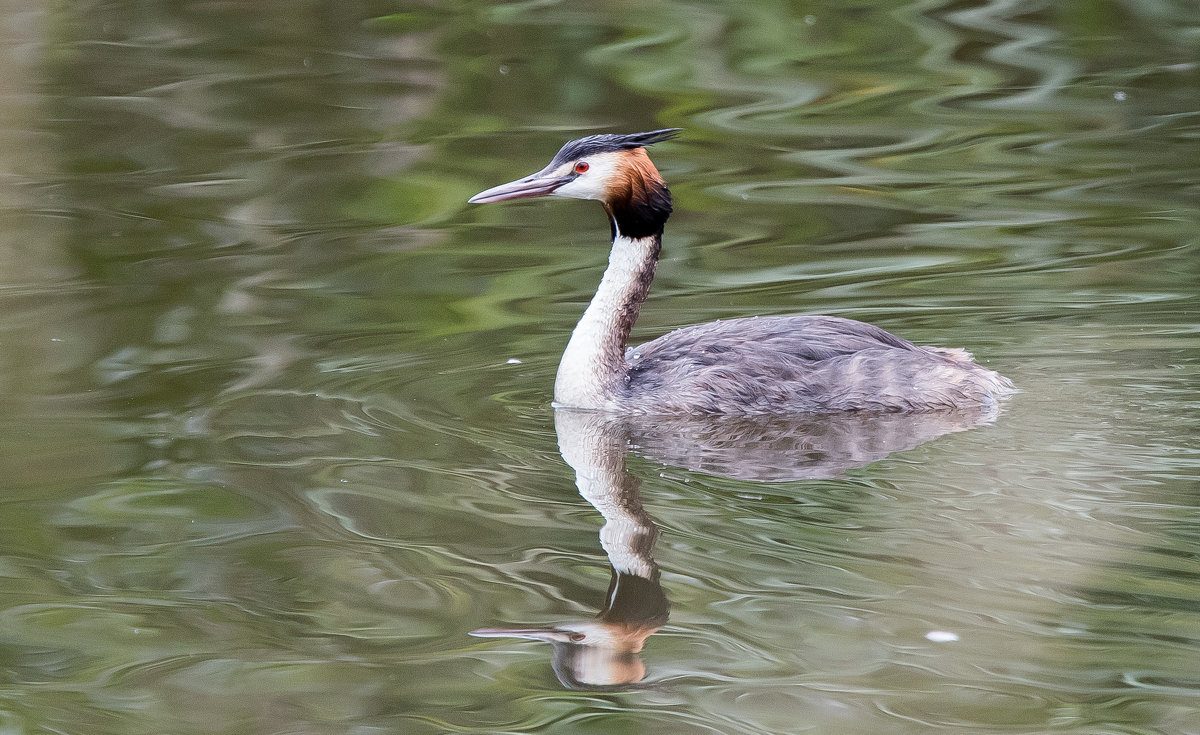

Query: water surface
[0,0,1197,733]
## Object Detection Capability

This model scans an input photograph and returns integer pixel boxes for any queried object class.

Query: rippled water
[1,0,1198,733]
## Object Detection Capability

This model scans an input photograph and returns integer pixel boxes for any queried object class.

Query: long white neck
[554,229,661,409]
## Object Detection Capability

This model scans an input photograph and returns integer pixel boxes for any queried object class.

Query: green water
[0,0,1198,733]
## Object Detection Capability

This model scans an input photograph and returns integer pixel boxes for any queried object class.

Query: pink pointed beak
[469,626,582,643]
[468,170,573,203]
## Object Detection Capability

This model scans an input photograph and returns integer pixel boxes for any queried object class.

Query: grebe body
[469,129,1014,415]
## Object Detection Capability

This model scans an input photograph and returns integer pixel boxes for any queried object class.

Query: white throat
[554,230,660,410]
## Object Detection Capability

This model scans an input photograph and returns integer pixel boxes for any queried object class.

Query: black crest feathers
[549,129,681,168]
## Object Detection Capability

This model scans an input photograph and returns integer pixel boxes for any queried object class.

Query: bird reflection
[472,408,668,690]
[473,406,998,689]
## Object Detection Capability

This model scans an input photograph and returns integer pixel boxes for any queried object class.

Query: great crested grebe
[469,129,1015,414]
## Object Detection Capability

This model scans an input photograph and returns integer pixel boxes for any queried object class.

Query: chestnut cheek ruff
[605,150,672,240]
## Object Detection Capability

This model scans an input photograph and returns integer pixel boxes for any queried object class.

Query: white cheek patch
[552,152,623,201]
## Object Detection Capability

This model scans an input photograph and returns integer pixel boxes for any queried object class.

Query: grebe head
[471,621,653,689]
[469,128,679,239]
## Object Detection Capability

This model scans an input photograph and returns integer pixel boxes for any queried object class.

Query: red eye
[574,161,590,174]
